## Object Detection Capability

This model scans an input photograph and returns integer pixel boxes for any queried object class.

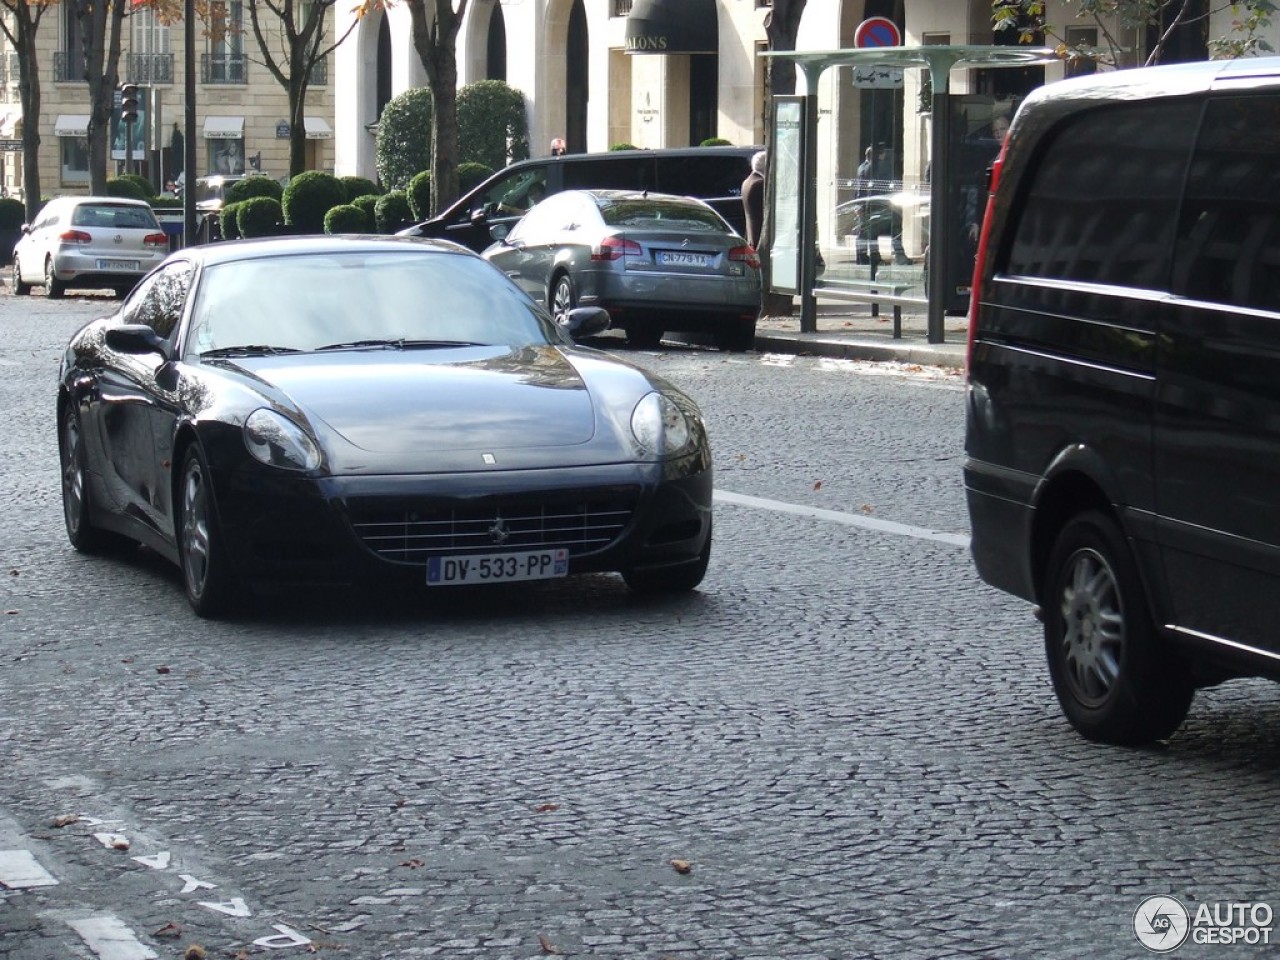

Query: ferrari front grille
[349,490,638,564]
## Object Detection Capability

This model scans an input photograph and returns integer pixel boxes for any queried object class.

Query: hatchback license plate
[656,251,711,267]
[427,549,569,585]
[97,258,139,272]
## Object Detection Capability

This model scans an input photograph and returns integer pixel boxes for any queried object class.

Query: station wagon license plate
[656,250,711,267]
[96,258,140,272]
[427,548,569,585]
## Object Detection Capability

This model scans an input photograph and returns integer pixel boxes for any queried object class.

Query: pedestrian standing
[742,150,766,248]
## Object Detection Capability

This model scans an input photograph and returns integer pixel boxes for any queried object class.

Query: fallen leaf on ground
[534,803,560,813]
[538,934,564,955]
[51,813,79,828]
[156,666,171,674]
[860,504,874,514]
[152,922,182,939]
[670,859,693,874]
[182,946,206,960]
[398,858,424,869]
[813,480,823,491]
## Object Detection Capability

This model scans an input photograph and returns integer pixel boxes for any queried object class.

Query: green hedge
[375,190,412,234]
[226,176,283,205]
[282,170,348,234]
[106,176,152,200]
[457,162,493,195]
[457,79,529,170]
[324,203,373,234]
[407,170,431,221]
[220,201,243,240]
[0,196,25,229]
[341,176,381,203]
[238,196,283,238]
[376,88,433,191]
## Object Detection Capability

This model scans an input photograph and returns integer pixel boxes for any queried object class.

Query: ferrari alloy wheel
[60,403,109,553]
[551,273,577,316]
[179,446,235,618]
[623,521,711,595]
[1043,510,1194,745]
[12,257,31,295]
[44,257,65,298]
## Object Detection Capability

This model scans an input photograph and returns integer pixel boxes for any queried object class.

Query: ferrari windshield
[185,249,560,357]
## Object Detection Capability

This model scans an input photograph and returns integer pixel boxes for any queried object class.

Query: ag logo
[1135,895,1191,952]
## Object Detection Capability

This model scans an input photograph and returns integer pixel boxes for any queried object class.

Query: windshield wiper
[313,338,486,351]
[200,345,300,358]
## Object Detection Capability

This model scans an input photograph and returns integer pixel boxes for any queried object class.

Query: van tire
[1042,510,1194,745]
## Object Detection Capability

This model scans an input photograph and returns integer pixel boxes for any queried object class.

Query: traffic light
[120,83,139,125]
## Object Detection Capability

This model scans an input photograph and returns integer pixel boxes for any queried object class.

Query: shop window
[60,136,89,183]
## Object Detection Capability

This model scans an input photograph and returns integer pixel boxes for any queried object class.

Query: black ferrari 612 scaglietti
[57,235,713,617]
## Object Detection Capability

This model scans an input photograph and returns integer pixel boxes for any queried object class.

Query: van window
[1003,100,1198,289]
[1173,95,1280,312]
[561,158,658,192]
[654,154,749,199]
[477,167,549,217]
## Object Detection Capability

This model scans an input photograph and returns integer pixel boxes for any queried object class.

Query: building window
[611,0,632,16]
[206,0,246,83]
[60,136,89,183]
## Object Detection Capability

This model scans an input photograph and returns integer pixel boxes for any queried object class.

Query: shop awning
[202,116,244,139]
[625,0,717,55]
[54,114,90,137]
[304,117,333,140]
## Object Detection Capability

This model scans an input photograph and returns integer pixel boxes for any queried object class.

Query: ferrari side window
[122,261,195,339]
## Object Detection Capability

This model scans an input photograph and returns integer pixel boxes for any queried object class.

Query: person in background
[550,138,567,157]
[742,150,766,248]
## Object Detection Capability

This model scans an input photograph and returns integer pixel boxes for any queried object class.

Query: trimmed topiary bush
[700,137,732,147]
[226,175,283,205]
[106,176,150,200]
[376,87,434,191]
[407,170,432,221]
[341,176,380,203]
[457,79,529,170]
[324,203,372,234]
[220,201,243,240]
[282,170,348,234]
[457,162,493,195]
[238,196,283,238]
[353,193,379,223]
[374,190,413,234]
[610,143,638,151]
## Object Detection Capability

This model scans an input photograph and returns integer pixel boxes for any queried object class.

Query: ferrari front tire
[178,445,237,618]
[59,403,120,553]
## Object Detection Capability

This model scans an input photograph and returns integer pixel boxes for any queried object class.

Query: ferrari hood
[231,345,597,453]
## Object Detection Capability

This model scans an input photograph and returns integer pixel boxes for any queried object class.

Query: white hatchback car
[12,196,169,299]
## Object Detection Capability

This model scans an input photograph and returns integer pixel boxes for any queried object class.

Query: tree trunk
[16,19,41,223]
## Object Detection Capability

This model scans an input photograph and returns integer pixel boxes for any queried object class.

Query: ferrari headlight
[244,408,321,472]
[631,391,693,457]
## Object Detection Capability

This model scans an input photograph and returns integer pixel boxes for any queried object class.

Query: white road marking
[715,489,970,547]
[0,849,58,888]
[66,915,158,960]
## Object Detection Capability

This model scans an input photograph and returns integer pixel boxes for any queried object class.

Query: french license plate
[427,548,569,585]
[656,250,711,267]
[96,258,139,272]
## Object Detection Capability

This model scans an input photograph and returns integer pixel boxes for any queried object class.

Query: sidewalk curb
[750,331,966,369]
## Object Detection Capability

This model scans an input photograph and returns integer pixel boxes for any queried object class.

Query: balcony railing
[202,53,248,84]
[125,52,174,85]
[53,52,85,83]
[612,0,632,16]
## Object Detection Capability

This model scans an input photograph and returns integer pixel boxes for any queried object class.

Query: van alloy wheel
[1043,510,1194,745]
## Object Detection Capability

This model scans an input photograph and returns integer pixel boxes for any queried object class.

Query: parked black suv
[398,145,758,252]
[965,57,1280,745]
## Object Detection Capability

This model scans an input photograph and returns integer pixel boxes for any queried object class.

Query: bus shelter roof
[763,45,1059,89]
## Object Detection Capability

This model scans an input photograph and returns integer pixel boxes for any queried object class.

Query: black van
[399,145,758,252]
[965,57,1280,745]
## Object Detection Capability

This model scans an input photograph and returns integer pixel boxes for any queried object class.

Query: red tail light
[967,145,1006,374]
[58,230,92,245]
[591,236,642,261]
[143,232,169,247]
[729,245,760,270]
